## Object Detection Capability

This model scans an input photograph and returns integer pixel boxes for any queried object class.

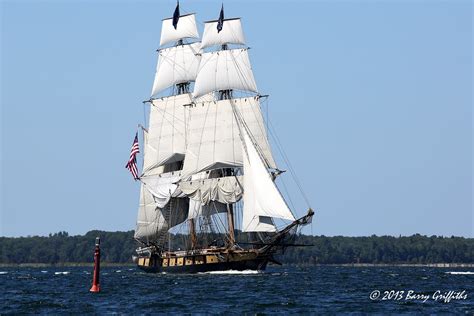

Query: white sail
[135,184,159,241]
[142,94,191,175]
[134,185,189,241]
[141,171,185,208]
[181,97,276,178]
[179,175,243,205]
[160,13,199,47]
[151,43,202,97]
[241,125,295,232]
[188,200,227,219]
[244,215,276,232]
[193,49,258,98]
[184,172,227,219]
[201,18,246,49]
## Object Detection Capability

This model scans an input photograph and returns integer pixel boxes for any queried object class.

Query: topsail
[160,13,199,47]
[193,49,258,98]
[201,18,246,49]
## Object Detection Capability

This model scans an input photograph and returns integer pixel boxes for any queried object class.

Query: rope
[268,119,312,208]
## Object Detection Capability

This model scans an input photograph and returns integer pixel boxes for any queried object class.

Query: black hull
[138,258,269,274]
[135,210,315,274]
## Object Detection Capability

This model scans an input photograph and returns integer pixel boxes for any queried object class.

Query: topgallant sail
[130,4,314,273]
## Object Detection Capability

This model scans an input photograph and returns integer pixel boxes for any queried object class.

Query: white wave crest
[54,271,70,275]
[201,270,261,275]
[0,271,8,275]
[446,271,474,275]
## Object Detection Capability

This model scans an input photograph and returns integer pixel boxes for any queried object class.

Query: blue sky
[1,0,472,237]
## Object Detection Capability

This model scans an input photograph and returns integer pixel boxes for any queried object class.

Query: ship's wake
[199,270,261,275]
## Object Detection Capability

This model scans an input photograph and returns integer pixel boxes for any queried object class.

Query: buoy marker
[89,237,101,293]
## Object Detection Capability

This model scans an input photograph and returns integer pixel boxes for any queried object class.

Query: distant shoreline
[2,232,472,266]
[1,263,473,268]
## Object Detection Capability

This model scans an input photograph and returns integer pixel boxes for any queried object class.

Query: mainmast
[226,204,235,247]
[189,218,197,249]
[218,43,233,100]
[175,8,299,247]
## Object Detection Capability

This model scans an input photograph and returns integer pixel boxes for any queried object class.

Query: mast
[218,44,233,101]
[226,204,235,247]
[135,9,201,248]
[189,218,197,249]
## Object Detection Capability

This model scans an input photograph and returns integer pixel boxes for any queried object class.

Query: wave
[200,270,261,275]
[445,271,474,275]
[0,271,8,275]
[54,271,70,275]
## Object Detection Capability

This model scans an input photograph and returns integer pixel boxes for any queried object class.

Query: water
[1,266,472,313]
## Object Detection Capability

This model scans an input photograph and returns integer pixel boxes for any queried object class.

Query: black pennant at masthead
[172,1,180,29]
[217,4,224,33]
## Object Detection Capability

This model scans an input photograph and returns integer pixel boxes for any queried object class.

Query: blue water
[1,266,472,314]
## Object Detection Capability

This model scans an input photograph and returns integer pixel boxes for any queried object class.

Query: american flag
[125,133,140,180]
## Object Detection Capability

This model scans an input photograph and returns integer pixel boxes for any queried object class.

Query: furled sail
[160,13,199,47]
[193,49,257,98]
[240,125,295,232]
[142,94,191,175]
[141,171,185,208]
[179,175,243,205]
[151,42,202,97]
[201,18,246,49]
[181,97,276,178]
[183,172,228,219]
[134,185,189,242]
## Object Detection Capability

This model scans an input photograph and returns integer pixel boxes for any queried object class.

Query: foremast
[134,11,201,250]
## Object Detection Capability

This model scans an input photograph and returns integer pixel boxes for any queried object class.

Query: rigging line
[139,124,147,174]
[267,121,312,208]
[234,201,240,233]
[184,100,189,149]
[228,79,297,222]
[245,97,274,167]
[168,197,173,252]
[230,48,253,93]
[142,102,148,130]
[231,100,237,164]
[159,48,194,78]
[171,93,176,154]
[264,98,269,137]
[236,102,296,217]
[230,98,269,170]
[213,97,218,166]
[278,173,297,212]
[149,102,186,139]
[155,96,167,161]
[212,203,228,236]
[150,99,186,124]
[190,102,212,176]
[227,51,272,166]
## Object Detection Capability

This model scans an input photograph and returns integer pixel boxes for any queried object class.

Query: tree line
[0,231,472,265]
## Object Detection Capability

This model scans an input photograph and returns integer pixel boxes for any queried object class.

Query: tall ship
[128,3,314,273]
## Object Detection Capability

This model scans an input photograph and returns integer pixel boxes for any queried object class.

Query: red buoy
[89,237,101,293]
